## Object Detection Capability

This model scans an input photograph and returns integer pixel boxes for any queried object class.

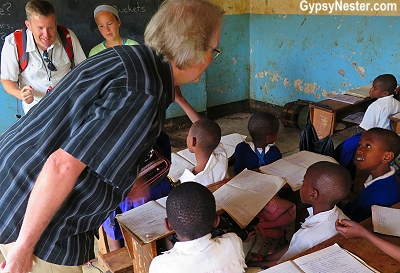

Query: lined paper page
[372,205,400,237]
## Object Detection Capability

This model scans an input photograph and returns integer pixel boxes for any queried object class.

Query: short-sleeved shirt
[1,27,86,113]
[0,45,174,265]
[88,38,139,57]
[149,233,247,273]
[359,95,400,130]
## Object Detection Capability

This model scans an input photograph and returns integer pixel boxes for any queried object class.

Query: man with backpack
[1,0,86,114]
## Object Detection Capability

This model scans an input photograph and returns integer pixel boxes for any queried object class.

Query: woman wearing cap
[89,4,138,57]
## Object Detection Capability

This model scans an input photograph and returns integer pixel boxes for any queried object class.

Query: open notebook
[260,244,378,273]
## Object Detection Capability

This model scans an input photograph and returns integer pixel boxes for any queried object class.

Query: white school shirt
[179,143,228,186]
[359,95,400,130]
[149,233,247,273]
[278,206,349,263]
[1,28,86,113]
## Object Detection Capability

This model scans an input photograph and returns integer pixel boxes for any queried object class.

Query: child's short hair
[307,161,351,205]
[248,111,279,142]
[375,74,398,95]
[166,182,216,240]
[366,128,400,157]
[191,118,221,152]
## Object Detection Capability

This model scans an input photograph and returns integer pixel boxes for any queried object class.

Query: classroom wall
[1,0,399,132]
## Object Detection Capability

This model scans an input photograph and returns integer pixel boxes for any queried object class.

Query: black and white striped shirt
[0,45,174,265]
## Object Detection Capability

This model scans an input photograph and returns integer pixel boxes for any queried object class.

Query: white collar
[364,166,395,188]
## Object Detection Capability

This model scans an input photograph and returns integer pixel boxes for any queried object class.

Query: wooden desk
[389,112,400,134]
[309,97,374,140]
[291,202,400,273]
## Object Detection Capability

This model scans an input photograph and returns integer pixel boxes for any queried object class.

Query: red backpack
[14,25,74,72]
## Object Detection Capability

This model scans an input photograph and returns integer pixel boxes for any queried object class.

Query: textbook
[259,151,337,191]
[259,243,377,273]
[372,205,400,237]
[116,196,173,244]
[343,85,371,98]
[168,133,246,183]
[213,169,286,229]
[327,93,364,104]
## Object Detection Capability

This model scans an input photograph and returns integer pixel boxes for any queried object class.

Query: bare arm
[336,219,400,261]
[174,86,201,123]
[1,148,86,273]
[1,79,34,104]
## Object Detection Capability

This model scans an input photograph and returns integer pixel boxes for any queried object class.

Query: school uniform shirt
[234,142,282,174]
[149,233,247,273]
[0,45,174,266]
[179,143,228,186]
[278,206,349,263]
[1,28,86,113]
[342,167,399,222]
[359,95,400,130]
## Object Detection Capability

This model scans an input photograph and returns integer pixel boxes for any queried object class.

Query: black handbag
[299,111,334,157]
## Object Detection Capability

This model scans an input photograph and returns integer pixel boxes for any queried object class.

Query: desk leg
[121,227,157,273]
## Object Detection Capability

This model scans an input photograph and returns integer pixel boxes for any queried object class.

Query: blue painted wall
[249,15,400,105]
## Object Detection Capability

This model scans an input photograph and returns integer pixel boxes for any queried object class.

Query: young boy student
[335,219,400,262]
[149,182,247,273]
[179,118,228,186]
[234,111,282,174]
[334,74,400,179]
[252,161,351,267]
[340,128,400,222]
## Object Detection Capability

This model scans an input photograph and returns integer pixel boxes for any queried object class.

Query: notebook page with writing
[284,151,337,169]
[116,200,169,243]
[213,169,285,228]
[293,244,375,273]
[259,160,305,191]
[220,133,247,158]
[372,205,400,237]
[258,260,304,272]
[177,148,197,165]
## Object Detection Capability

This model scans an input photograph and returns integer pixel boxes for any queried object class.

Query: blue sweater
[234,142,282,174]
[342,174,400,222]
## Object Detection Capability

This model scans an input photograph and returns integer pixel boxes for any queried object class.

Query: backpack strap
[57,25,74,69]
[14,27,29,72]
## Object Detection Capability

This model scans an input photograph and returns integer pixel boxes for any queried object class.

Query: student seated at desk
[335,219,400,262]
[252,161,351,267]
[234,112,282,174]
[149,182,247,273]
[334,74,400,180]
[179,119,228,186]
[340,128,400,222]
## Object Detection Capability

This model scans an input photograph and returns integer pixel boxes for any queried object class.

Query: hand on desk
[336,219,400,262]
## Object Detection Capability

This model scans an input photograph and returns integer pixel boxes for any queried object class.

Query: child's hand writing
[335,219,368,239]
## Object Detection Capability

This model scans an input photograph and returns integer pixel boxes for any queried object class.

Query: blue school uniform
[342,171,400,222]
[234,142,282,174]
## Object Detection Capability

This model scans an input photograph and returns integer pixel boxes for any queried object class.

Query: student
[254,161,351,267]
[234,111,282,174]
[340,128,400,222]
[149,182,247,273]
[1,0,86,114]
[89,4,139,57]
[179,119,228,186]
[335,219,400,262]
[334,74,400,179]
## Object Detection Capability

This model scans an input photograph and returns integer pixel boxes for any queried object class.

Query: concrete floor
[84,111,359,273]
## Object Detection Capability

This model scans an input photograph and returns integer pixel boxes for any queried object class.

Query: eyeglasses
[212,48,221,60]
[43,50,57,72]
